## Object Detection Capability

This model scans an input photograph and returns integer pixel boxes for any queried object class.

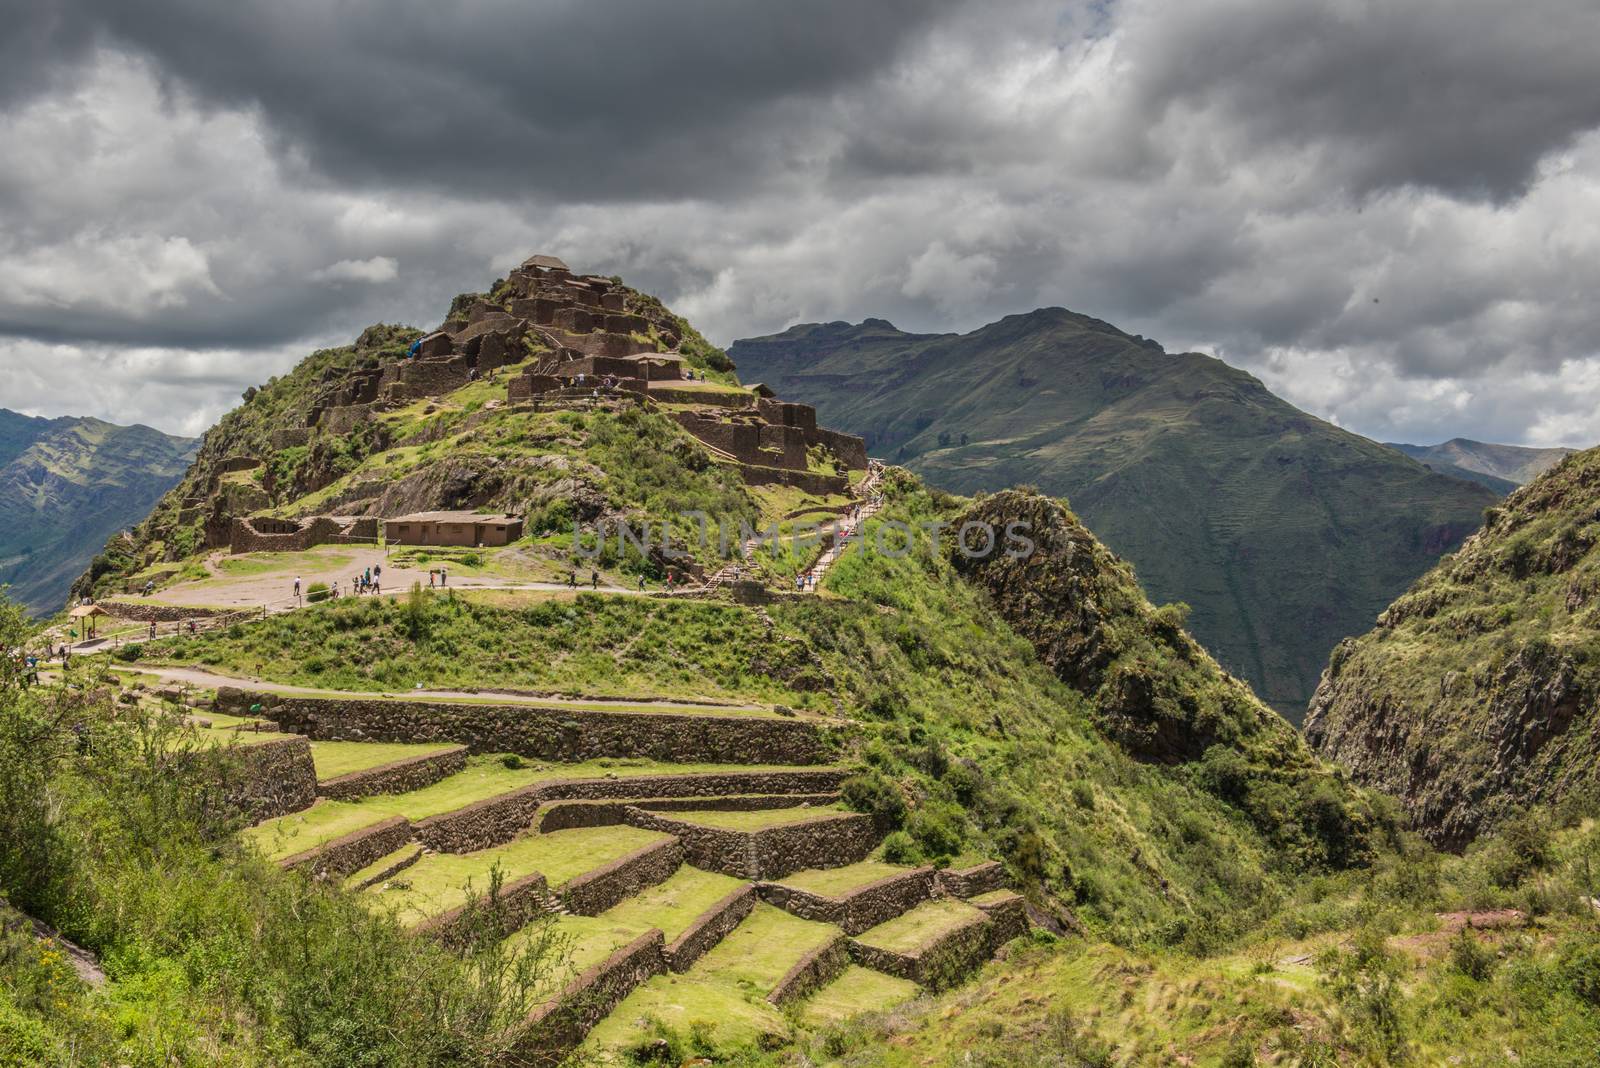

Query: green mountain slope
[1307,446,1600,848]
[1389,438,1577,489]
[0,410,195,615]
[729,311,1499,718]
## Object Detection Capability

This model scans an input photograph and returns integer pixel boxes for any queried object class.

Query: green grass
[341,845,420,890]
[665,805,848,832]
[777,860,915,898]
[368,825,668,926]
[798,965,919,1027]
[853,899,985,955]
[967,889,1019,907]
[310,740,459,781]
[585,904,836,1056]
[597,867,747,941]
[243,757,826,861]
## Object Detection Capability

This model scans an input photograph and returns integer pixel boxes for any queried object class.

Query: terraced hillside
[729,312,1499,718]
[206,684,1027,1063]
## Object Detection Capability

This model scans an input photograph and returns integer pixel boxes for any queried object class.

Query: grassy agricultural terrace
[219,690,1022,1062]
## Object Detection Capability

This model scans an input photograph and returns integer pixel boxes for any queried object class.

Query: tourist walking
[590,569,599,589]
[293,576,302,602]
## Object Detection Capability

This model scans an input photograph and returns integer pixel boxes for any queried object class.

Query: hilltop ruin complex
[118,255,868,565]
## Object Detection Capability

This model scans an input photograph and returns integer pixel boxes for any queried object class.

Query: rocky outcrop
[1306,448,1600,848]
[947,489,1293,764]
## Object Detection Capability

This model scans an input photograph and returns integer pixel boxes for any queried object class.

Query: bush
[305,581,331,603]
[908,802,965,861]
[113,642,143,662]
[881,831,924,865]
[841,771,907,830]
[1448,928,1496,981]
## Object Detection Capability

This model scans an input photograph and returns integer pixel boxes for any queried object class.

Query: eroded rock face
[1305,446,1600,849]
[947,489,1294,764]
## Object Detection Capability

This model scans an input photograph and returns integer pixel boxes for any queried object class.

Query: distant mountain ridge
[0,409,196,615]
[729,310,1499,719]
[1387,438,1576,493]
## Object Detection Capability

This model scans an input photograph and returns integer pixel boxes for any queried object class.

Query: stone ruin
[495,256,869,495]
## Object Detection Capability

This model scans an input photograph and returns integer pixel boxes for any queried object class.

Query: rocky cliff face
[1306,447,1600,848]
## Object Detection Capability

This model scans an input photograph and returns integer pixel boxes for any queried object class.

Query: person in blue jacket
[408,337,422,359]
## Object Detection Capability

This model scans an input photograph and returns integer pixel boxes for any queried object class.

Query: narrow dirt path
[114,664,781,714]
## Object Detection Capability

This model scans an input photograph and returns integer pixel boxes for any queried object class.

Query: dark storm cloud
[6,0,966,201]
[2,0,1600,449]
[1122,0,1600,201]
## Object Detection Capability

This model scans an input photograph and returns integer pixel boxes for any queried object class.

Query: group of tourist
[566,568,600,589]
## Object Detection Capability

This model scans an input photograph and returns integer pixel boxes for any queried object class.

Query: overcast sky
[3,0,1599,448]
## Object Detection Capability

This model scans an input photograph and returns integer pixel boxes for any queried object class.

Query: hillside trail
[798,460,887,592]
[106,664,778,713]
[702,459,887,592]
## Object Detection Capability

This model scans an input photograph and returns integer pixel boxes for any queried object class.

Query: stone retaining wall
[102,601,226,623]
[663,885,757,973]
[534,792,839,833]
[317,745,468,801]
[759,866,935,935]
[411,770,848,854]
[348,846,422,892]
[281,814,413,878]
[849,910,993,991]
[734,462,850,496]
[225,735,319,821]
[768,932,850,1006]
[414,870,552,947]
[560,839,683,916]
[939,861,1007,898]
[623,809,878,880]
[253,694,830,766]
[508,929,666,1067]
[973,891,1029,951]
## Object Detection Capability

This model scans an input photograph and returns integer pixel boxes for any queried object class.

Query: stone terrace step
[342,844,424,892]
[797,964,920,1029]
[252,692,836,766]
[245,757,846,875]
[312,741,467,800]
[848,898,993,991]
[623,807,878,881]
[760,860,936,935]
[532,793,840,834]
[368,825,675,931]
[584,904,839,1056]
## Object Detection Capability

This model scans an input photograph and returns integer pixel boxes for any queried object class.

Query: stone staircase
[228,681,1024,1065]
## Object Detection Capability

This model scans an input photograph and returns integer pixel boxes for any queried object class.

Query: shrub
[908,802,965,861]
[1448,928,1496,981]
[881,831,924,865]
[305,581,331,603]
[113,642,143,662]
[841,771,907,830]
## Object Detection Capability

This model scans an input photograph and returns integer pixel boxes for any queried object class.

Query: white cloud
[310,256,398,284]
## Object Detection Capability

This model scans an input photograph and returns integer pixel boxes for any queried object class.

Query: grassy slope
[174,474,1379,951]
[1307,446,1600,847]
[728,312,1497,718]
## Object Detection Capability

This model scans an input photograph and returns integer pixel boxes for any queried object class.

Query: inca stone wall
[663,885,757,972]
[316,745,468,801]
[623,809,877,880]
[509,929,666,1067]
[768,932,850,1006]
[849,909,994,991]
[758,866,936,935]
[251,694,832,766]
[222,735,318,821]
[560,839,683,916]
